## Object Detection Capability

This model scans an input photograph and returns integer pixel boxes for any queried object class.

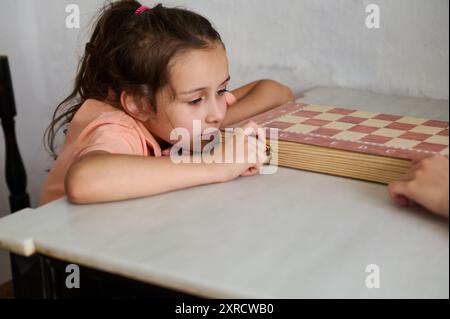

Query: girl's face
[144,44,234,149]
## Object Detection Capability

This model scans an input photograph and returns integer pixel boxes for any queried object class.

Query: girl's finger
[388,181,412,207]
[242,121,260,134]
[256,139,268,164]
[241,165,260,177]
[225,92,237,107]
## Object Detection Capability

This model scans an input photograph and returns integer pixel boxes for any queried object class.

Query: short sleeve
[74,122,144,159]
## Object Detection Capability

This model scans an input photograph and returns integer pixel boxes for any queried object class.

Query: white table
[0,88,448,298]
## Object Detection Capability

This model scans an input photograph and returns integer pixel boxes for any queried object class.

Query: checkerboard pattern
[248,103,449,160]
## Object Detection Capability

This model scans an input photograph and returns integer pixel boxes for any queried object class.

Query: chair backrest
[0,55,30,213]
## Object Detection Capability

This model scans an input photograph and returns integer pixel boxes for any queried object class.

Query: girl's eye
[188,98,203,105]
[217,88,229,96]
[188,89,228,105]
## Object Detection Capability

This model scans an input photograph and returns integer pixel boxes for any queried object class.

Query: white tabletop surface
[0,87,448,298]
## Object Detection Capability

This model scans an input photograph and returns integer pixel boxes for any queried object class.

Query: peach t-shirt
[39,99,162,206]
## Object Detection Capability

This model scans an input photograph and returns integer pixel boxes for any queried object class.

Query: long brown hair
[44,0,224,159]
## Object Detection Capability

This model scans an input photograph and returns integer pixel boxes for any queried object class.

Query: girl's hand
[215,121,267,182]
[224,91,237,107]
[388,155,449,218]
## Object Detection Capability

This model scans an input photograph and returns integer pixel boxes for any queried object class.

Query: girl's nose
[205,97,225,125]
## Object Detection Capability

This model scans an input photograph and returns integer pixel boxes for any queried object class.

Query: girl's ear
[120,91,153,121]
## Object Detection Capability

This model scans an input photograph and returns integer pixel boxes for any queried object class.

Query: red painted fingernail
[397,195,410,206]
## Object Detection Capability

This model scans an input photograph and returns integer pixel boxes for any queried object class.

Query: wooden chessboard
[229,102,449,184]
[242,102,449,160]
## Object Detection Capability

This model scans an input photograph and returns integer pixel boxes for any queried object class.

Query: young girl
[40,0,295,205]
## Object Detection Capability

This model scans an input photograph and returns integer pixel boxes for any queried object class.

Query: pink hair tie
[134,5,150,15]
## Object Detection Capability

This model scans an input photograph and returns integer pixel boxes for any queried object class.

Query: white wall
[0,0,448,285]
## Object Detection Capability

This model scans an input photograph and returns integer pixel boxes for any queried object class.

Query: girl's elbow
[262,79,295,102]
[277,82,295,102]
[65,164,93,204]
[288,87,296,101]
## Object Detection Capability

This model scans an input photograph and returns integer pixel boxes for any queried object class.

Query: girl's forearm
[224,80,295,127]
[65,152,222,204]
[230,80,260,101]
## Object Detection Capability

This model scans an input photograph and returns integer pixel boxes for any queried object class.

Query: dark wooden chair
[0,55,43,298]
